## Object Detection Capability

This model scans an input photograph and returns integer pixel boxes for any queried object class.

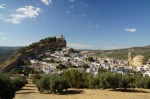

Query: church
[128,52,146,66]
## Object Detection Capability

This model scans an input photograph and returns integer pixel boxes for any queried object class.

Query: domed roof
[133,55,145,61]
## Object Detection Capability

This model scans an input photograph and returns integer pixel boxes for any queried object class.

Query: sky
[0,0,150,50]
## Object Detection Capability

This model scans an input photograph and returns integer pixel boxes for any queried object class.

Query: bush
[56,64,67,70]
[135,77,150,89]
[12,77,28,91]
[32,73,42,84]
[89,77,99,89]
[35,74,68,94]
[0,74,15,99]
[35,71,150,93]
[62,70,89,88]
[0,74,27,99]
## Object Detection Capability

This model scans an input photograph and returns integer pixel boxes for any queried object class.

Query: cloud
[0,4,6,9]
[84,3,89,7]
[6,6,41,24]
[41,0,52,5]
[0,32,4,34]
[70,5,74,8]
[66,11,70,14]
[0,14,2,17]
[68,43,92,49]
[87,21,92,28]
[68,0,74,2]
[95,25,98,27]
[2,37,8,40]
[125,28,137,32]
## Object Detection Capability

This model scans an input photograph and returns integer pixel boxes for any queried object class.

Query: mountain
[80,46,150,60]
[0,36,66,72]
[0,47,20,63]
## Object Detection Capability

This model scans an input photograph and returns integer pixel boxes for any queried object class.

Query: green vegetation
[0,73,28,99]
[56,64,67,70]
[88,57,94,62]
[33,70,150,94]
[81,64,90,70]
[62,70,89,88]
[34,74,68,94]
[10,66,35,76]
[88,72,150,89]
[18,36,57,54]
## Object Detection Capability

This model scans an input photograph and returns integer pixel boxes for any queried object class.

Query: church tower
[128,52,133,66]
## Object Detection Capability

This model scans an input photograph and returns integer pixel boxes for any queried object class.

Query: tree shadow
[25,85,35,87]
[59,89,84,95]
[109,89,149,93]
[16,92,37,94]
[21,88,35,91]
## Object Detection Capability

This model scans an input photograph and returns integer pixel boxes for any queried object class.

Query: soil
[14,81,150,99]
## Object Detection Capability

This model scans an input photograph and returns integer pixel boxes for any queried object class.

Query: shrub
[0,74,15,99]
[35,74,68,94]
[0,74,27,99]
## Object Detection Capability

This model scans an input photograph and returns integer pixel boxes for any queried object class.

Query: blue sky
[0,0,150,49]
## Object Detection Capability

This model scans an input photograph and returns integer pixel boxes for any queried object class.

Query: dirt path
[14,81,39,99]
[14,82,150,99]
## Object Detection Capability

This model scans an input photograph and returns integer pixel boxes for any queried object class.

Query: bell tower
[128,52,133,66]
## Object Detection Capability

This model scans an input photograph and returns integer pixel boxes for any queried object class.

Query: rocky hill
[0,36,66,72]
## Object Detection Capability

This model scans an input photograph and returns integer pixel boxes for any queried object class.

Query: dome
[133,55,146,66]
[133,55,145,61]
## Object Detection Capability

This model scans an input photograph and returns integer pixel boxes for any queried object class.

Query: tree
[18,47,26,53]
[0,74,27,99]
[62,70,89,88]
[89,77,99,89]
[56,64,67,70]
[88,57,94,62]
[35,74,68,94]
[82,64,90,70]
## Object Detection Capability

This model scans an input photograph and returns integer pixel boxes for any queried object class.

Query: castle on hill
[56,35,66,47]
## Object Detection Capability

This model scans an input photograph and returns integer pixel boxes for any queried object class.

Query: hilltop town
[1,35,150,77]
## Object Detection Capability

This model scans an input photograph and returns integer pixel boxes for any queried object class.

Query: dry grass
[14,82,150,99]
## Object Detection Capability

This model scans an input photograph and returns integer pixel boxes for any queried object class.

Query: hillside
[0,36,66,72]
[80,46,150,60]
[0,47,20,63]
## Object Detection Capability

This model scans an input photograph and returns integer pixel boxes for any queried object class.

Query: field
[14,81,150,99]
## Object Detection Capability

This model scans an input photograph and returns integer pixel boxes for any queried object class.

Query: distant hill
[0,47,20,63]
[80,46,150,60]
